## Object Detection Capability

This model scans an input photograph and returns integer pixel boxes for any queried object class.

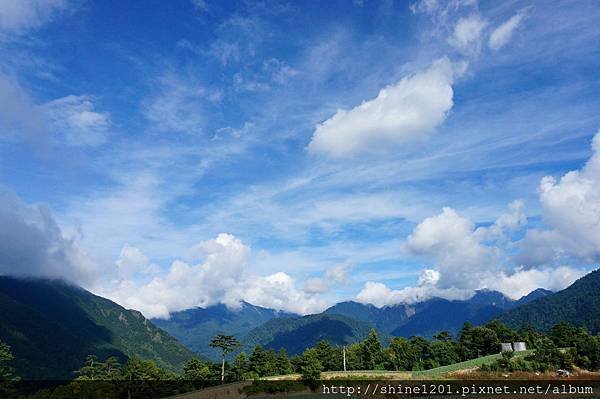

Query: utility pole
[343,346,347,372]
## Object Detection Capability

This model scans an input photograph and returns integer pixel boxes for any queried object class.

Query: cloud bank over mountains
[356,131,600,307]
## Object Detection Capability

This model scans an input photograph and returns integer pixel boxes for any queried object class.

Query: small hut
[513,342,527,352]
[500,343,513,352]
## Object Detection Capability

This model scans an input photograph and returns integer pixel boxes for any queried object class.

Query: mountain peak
[470,289,513,308]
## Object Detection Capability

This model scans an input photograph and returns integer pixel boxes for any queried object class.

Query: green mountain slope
[497,269,600,333]
[0,276,195,379]
[152,301,296,360]
[391,299,503,338]
[323,301,416,333]
[242,313,386,356]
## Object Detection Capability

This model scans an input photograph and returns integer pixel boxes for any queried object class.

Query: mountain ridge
[497,269,600,333]
[0,276,195,379]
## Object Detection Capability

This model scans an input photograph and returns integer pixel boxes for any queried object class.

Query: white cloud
[143,73,206,133]
[448,13,487,53]
[0,0,68,38]
[303,277,329,295]
[356,269,469,307]
[308,58,465,158]
[0,78,109,146]
[102,233,327,318]
[518,131,600,265]
[43,94,110,146]
[489,10,527,50]
[242,272,327,314]
[356,265,585,306]
[356,196,589,307]
[0,190,96,285]
[325,263,352,284]
[115,244,159,277]
[0,74,46,142]
[482,266,586,300]
[405,206,500,289]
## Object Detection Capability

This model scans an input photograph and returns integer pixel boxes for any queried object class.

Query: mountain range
[155,286,555,360]
[2,269,598,378]
[152,301,295,359]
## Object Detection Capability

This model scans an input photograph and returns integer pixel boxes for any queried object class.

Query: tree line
[2,320,600,386]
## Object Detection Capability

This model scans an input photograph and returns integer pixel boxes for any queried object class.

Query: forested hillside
[0,276,195,379]
[497,269,600,333]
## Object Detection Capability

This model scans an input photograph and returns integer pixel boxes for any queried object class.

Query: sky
[1,0,600,318]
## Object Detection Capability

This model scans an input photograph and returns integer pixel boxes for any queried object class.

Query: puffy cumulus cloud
[103,234,327,318]
[42,95,110,146]
[356,281,405,308]
[0,0,68,38]
[115,244,160,277]
[0,190,96,285]
[518,131,600,265]
[404,207,500,289]
[241,272,327,315]
[489,10,527,50]
[356,265,585,307]
[448,13,487,53]
[356,269,469,307]
[357,198,588,307]
[482,266,586,300]
[104,234,250,318]
[308,58,465,158]
[474,200,527,242]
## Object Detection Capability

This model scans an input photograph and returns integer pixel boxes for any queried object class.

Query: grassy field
[263,350,534,381]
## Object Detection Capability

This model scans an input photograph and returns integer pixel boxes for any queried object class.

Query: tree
[485,321,517,343]
[313,341,342,371]
[103,356,122,380]
[275,349,293,375]
[360,329,384,369]
[210,334,240,383]
[74,355,102,381]
[409,336,432,370]
[459,324,500,360]
[549,322,583,348]
[0,339,18,381]
[231,352,250,380]
[434,331,453,342]
[300,348,323,385]
[526,337,570,372]
[344,343,364,370]
[182,358,211,380]
[122,357,172,380]
[75,355,123,381]
[389,337,415,371]
[430,340,460,367]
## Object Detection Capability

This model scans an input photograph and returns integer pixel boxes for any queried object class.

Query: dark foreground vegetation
[2,319,600,398]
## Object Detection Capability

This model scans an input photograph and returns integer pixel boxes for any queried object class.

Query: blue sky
[1,0,600,317]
